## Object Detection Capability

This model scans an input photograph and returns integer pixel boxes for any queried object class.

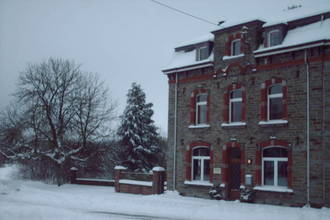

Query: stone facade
[164,13,330,207]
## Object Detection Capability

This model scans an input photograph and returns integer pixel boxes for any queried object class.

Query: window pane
[197,93,207,102]
[263,147,288,158]
[231,90,242,99]
[264,161,274,185]
[269,84,282,95]
[270,97,283,120]
[232,40,241,56]
[203,159,210,181]
[278,161,288,186]
[198,104,207,124]
[198,47,209,60]
[193,159,201,180]
[231,101,242,122]
[193,148,210,156]
[269,31,281,46]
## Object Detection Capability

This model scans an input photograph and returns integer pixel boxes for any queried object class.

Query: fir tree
[117,83,160,171]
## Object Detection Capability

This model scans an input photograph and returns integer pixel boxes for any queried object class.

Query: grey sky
[1,0,329,136]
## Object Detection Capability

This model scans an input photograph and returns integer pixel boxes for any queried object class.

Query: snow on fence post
[114,165,127,192]
[70,167,78,184]
[152,167,165,194]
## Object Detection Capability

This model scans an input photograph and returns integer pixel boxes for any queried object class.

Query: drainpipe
[173,72,178,191]
[321,47,326,204]
[304,49,310,206]
[320,14,326,205]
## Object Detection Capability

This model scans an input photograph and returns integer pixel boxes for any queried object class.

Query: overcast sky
[1,0,329,136]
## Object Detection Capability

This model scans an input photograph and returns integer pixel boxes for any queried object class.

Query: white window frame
[196,93,208,125]
[229,90,242,123]
[268,30,281,47]
[267,85,283,121]
[231,39,241,56]
[262,146,288,187]
[191,147,210,182]
[196,46,208,61]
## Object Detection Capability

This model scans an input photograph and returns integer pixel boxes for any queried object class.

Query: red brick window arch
[222,84,246,126]
[260,78,288,123]
[255,140,292,189]
[190,89,210,126]
[185,141,213,183]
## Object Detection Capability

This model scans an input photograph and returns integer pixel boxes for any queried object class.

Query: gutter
[163,62,213,74]
[304,49,310,206]
[254,40,329,58]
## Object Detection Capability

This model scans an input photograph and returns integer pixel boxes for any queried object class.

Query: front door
[229,147,241,200]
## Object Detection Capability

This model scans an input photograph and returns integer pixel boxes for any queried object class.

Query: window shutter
[260,87,267,121]
[185,148,192,180]
[190,93,196,125]
[223,92,229,123]
[242,89,247,121]
[282,85,288,119]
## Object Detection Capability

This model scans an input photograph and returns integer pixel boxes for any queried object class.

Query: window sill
[221,122,247,127]
[258,120,288,126]
[253,186,293,193]
[184,180,213,187]
[188,124,210,129]
[223,54,244,60]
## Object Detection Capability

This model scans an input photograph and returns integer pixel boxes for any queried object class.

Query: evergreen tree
[117,83,160,171]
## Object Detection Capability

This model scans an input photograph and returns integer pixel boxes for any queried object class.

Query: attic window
[268,30,281,47]
[196,46,209,61]
[231,39,241,56]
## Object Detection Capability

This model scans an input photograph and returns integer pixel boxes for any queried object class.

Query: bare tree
[0,58,115,185]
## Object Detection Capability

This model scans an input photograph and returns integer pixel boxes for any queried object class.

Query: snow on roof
[212,18,265,33]
[255,18,330,55]
[263,8,330,28]
[175,33,214,49]
[163,48,213,73]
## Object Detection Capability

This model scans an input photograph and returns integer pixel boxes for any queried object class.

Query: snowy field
[0,165,330,220]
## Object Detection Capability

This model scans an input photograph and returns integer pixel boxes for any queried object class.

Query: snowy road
[1,165,330,220]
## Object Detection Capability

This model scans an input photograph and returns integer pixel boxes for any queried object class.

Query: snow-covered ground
[1,165,330,220]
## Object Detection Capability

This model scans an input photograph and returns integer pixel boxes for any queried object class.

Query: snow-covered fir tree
[117,83,160,171]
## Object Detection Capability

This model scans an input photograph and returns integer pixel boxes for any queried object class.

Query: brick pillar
[114,165,127,192]
[152,167,166,194]
[70,167,78,184]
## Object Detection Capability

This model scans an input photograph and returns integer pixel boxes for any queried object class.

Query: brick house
[163,11,330,207]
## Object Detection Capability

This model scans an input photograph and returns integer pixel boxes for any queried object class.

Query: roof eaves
[254,40,330,57]
[162,61,214,74]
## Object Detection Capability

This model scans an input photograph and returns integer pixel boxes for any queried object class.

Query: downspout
[304,49,310,206]
[320,14,326,205]
[173,72,178,191]
[321,48,326,204]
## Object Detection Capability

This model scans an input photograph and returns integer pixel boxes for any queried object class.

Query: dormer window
[196,46,209,61]
[268,30,281,47]
[231,39,241,56]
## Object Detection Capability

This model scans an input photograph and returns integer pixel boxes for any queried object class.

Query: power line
[149,0,219,26]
